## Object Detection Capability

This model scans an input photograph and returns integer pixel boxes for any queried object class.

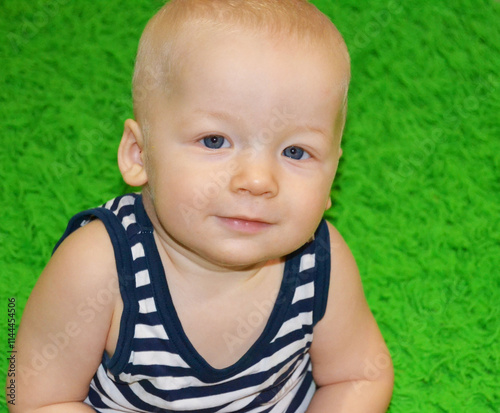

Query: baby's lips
[216,216,274,234]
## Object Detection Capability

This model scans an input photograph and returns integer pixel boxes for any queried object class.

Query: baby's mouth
[216,216,273,234]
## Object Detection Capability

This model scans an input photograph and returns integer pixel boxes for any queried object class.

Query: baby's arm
[9,220,118,412]
[307,222,394,412]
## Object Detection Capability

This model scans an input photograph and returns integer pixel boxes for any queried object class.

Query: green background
[1,0,498,411]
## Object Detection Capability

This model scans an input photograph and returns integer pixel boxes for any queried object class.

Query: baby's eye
[282,146,310,160]
[201,135,230,149]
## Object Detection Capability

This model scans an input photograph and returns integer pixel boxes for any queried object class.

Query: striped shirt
[55,193,331,412]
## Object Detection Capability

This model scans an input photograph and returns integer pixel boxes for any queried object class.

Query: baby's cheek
[294,190,327,225]
[160,175,212,225]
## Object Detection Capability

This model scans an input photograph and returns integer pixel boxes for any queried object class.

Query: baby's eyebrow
[191,108,332,142]
[294,123,331,140]
[193,108,238,122]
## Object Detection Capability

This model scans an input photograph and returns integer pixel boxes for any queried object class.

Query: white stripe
[233,334,313,381]
[114,195,135,214]
[138,298,156,314]
[121,213,136,230]
[215,396,255,412]
[268,355,311,408]
[128,381,183,410]
[134,323,168,340]
[131,242,145,260]
[299,253,315,272]
[294,380,316,413]
[118,370,206,390]
[80,218,91,227]
[214,373,296,412]
[135,269,150,288]
[292,281,314,304]
[272,311,313,341]
[104,199,115,210]
[131,350,190,368]
[268,383,302,412]
[89,365,139,411]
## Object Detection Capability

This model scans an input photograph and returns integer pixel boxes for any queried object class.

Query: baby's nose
[229,153,278,197]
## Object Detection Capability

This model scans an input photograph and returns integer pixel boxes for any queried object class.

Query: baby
[11,0,393,412]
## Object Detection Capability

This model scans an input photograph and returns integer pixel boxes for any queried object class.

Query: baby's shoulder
[50,218,118,291]
[55,218,113,257]
[324,221,356,269]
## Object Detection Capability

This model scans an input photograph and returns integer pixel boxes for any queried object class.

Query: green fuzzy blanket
[1,1,498,411]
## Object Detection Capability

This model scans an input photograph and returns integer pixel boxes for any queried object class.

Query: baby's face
[143,30,348,269]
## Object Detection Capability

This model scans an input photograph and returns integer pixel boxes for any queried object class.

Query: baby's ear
[118,119,148,187]
[326,197,332,210]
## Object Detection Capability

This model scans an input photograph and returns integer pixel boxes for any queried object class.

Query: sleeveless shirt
[54,193,331,412]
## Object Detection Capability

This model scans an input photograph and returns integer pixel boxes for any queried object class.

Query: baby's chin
[185,223,317,272]
[184,240,286,272]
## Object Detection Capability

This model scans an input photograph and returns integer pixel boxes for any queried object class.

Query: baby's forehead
[133,0,350,123]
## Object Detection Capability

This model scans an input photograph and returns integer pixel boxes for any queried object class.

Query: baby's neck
[154,229,282,296]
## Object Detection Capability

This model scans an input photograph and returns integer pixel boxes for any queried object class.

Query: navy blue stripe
[135,312,165,326]
[87,385,109,410]
[292,295,315,316]
[106,196,120,212]
[312,219,331,326]
[115,204,134,221]
[132,255,148,269]
[121,363,192,379]
[135,284,155,300]
[132,337,170,352]
[265,331,313,359]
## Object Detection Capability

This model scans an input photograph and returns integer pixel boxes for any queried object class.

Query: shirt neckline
[135,194,302,382]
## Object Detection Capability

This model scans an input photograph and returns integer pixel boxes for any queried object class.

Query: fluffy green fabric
[1,1,498,411]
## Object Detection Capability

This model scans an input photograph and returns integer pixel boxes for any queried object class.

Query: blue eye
[282,146,310,160]
[202,135,229,149]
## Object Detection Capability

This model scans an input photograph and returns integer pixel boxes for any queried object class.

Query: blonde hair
[132,0,350,128]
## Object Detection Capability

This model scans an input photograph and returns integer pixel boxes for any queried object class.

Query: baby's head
[119,0,351,268]
[132,0,350,146]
